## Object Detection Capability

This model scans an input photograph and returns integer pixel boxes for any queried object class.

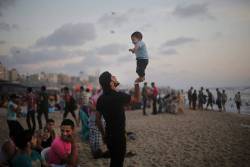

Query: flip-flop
[126,151,137,158]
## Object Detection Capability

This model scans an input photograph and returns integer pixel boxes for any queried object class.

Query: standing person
[206,89,214,111]
[198,87,204,110]
[221,90,228,112]
[151,82,158,115]
[89,89,105,158]
[48,119,78,167]
[63,87,78,126]
[142,82,148,115]
[6,94,24,141]
[192,90,197,110]
[234,92,241,114]
[187,87,193,109]
[26,87,37,132]
[37,86,49,130]
[96,71,140,167]
[129,31,149,83]
[216,88,222,112]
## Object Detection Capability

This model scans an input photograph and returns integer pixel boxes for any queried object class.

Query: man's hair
[144,82,147,85]
[47,118,55,124]
[41,86,46,91]
[99,71,112,93]
[15,129,33,150]
[131,31,143,40]
[86,88,90,92]
[80,86,84,91]
[27,87,32,93]
[9,94,17,100]
[64,87,69,92]
[61,119,74,129]
[151,82,155,86]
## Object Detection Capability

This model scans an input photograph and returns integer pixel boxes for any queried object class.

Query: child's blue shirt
[135,41,149,59]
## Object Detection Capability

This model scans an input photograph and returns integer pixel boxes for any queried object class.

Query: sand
[0,109,250,167]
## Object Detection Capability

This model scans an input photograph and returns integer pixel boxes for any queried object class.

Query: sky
[0,0,250,89]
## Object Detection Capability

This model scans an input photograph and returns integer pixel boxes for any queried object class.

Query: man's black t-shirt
[96,90,131,140]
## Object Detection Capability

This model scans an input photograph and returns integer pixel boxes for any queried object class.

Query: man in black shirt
[96,71,140,167]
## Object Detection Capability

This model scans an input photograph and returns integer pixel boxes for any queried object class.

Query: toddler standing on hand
[129,31,149,83]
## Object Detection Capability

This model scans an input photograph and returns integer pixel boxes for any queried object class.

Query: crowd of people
[187,87,242,113]
[0,75,246,167]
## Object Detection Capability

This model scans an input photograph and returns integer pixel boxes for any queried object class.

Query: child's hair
[47,118,55,124]
[131,31,143,40]
[15,129,33,150]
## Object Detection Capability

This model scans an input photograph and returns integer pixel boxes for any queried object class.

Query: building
[0,62,9,81]
[8,68,19,82]
[58,73,71,85]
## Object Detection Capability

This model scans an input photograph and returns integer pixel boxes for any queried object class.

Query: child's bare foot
[135,78,141,83]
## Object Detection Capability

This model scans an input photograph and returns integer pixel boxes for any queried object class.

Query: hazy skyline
[0,0,250,89]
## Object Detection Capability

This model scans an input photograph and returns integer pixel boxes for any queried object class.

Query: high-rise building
[8,68,19,82]
[0,62,8,81]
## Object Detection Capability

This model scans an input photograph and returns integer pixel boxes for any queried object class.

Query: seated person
[12,129,49,167]
[0,140,17,166]
[46,119,56,140]
[48,119,78,167]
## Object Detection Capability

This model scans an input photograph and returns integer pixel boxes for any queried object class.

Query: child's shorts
[136,59,148,77]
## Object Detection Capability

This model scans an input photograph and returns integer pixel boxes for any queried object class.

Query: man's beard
[61,135,72,142]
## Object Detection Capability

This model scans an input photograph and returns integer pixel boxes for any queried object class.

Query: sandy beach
[0,109,250,167]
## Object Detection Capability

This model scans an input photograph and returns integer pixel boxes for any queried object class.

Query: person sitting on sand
[12,129,49,167]
[48,119,78,167]
[0,140,17,166]
[96,71,140,167]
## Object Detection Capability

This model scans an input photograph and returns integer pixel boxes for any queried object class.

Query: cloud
[173,3,214,20]
[95,43,127,55]
[0,0,16,17]
[0,40,6,44]
[98,12,128,27]
[160,48,178,55]
[162,37,198,47]
[35,23,96,47]
[0,22,19,31]
[2,47,82,67]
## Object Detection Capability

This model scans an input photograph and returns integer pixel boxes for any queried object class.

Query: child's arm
[129,43,140,54]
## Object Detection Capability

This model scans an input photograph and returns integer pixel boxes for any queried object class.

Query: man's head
[80,86,84,92]
[238,92,240,94]
[99,71,120,93]
[41,85,46,92]
[46,118,55,131]
[9,94,17,102]
[144,82,147,86]
[64,87,69,94]
[191,86,193,90]
[60,119,74,142]
[131,31,143,44]
[222,89,225,93]
[27,87,32,93]
[151,82,155,87]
